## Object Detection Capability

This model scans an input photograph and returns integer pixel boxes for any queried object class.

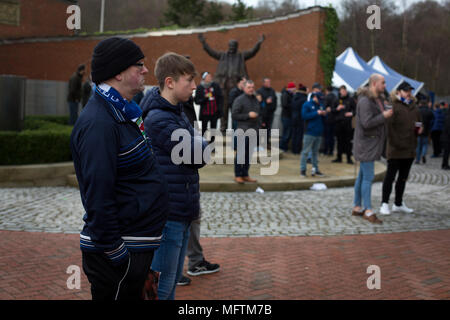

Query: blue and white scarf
[397,94,412,105]
[96,83,147,138]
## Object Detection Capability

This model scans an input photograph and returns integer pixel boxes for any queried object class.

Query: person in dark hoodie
[141,52,209,300]
[415,98,434,164]
[280,82,296,152]
[70,37,169,300]
[67,64,85,124]
[332,85,356,164]
[300,92,326,177]
[257,77,277,147]
[442,102,450,170]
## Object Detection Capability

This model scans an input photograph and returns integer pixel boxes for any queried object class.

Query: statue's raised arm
[198,33,221,60]
[243,34,265,60]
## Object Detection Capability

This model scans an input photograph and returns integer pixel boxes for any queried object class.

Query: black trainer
[312,168,324,177]
[177,275,191,286]
[187,259,220,276]
[301,170,307,177]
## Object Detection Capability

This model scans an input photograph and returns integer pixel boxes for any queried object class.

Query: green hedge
[0,116,73,165]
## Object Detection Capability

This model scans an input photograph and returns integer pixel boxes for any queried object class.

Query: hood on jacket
[141,86,183,119]
[389,90,417,106]
[356,86,384,100]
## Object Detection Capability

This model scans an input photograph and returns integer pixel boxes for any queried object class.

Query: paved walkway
[0,152,449,299]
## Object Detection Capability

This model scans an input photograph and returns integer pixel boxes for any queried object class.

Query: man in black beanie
[70,37,169,300]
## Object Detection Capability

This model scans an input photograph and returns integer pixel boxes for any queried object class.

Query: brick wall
[0,0,75,40]
[0,6,326,92]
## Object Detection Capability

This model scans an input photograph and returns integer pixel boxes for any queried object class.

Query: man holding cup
[379,82,422,215]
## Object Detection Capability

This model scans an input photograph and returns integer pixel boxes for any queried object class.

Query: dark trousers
[280,117,292,151]
[382,158,414,206]
[335,122,353,160]
[234,136,252,177]
[431,130,442,156]
[201,116,218,143]
[82,251,154,300]
[291,123,304,154]
[442,140,450,168]
[323,122,335,155]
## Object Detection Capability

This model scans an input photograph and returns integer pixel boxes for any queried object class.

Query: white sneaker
[392,203,414,213]
[379,203,391,215]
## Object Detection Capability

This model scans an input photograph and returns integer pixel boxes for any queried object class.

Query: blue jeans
[280,117,292,151]
[416,136,428,162]
[151,220,191,300]
[353,161,375,210]
[300,134,322,171]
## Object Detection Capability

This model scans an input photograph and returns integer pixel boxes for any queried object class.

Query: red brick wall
[0,0,75,40]
[0,7,326,92]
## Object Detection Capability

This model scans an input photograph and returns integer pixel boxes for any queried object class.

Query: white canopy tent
[332,48,424,96]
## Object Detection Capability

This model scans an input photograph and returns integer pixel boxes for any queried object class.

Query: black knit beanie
[91,37,145,84]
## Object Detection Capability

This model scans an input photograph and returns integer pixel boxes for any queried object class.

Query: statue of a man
[198,33,265,131]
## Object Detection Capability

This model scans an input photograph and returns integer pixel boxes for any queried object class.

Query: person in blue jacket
[431,103,445,157]
[141,52,209,300]
[70,37,169,300]
[300,92,327,177]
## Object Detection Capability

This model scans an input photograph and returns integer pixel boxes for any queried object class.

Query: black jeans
[442,140,450,168]
[382,158,414,206]
[82,250,154,300]
[334,121,353,160]
[201,116,219,143]
[431,130,442,156]
[234,136,253,177]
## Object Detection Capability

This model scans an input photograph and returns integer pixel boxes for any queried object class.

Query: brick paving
[0,229,449,300]
[0,154,449,300]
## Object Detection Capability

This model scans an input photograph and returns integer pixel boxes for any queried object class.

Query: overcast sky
[220,0,445,16]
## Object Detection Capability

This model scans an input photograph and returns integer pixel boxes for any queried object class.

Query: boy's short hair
[154,52,197,89]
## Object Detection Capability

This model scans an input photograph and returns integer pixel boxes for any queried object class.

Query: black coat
[257,86,278,119]
[292,91,307,125]
[67,72,82,102]
[324,92,338,124]
[182,96,198,127]
[281,88,294,119]
[418,105,434,137]
[332,94,356,126]
[228,86,243,108]
[442,110,450,143]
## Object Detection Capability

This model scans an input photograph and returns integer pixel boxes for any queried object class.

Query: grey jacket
[353,88,387,162]
[231,93,261,131]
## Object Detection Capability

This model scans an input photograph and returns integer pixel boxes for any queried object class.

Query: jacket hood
[357,86,382,100]
[389,90,417,105]
[141,86,182,118]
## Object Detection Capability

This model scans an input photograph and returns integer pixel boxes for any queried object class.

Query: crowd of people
[68,36,449,300]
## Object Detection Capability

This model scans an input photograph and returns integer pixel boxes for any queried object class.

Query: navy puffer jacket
[142,87,207,222]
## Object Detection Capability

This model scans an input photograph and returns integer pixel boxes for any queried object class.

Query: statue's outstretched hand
[198,33,205,42]
[259,34,265,43]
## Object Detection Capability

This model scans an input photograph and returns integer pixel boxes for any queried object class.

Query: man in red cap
[280,82,296,152]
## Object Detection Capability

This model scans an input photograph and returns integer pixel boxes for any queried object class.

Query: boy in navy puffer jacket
[141,52,208,300]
